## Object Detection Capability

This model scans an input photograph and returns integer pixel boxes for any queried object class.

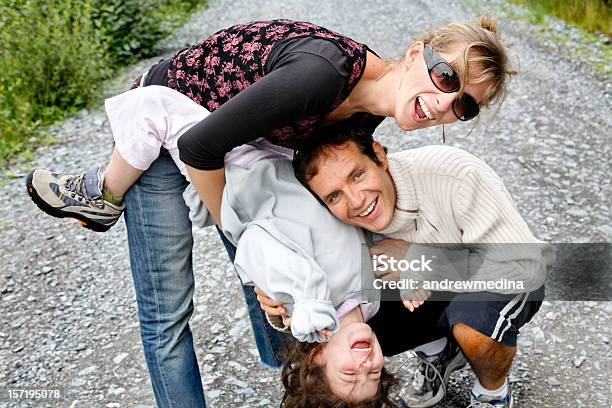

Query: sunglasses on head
[423,44,479,121]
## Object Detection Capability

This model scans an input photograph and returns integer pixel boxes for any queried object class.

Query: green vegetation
[92,0,205,65]
[509,0,611,36]
[0,0,205,167]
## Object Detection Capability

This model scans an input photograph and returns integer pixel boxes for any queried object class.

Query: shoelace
[65,174,104,208]
[411,351,446,395]
[65,174,83,194]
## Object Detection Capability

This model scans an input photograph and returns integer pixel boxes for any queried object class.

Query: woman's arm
[185,167,225,226]
[177,54,344,224]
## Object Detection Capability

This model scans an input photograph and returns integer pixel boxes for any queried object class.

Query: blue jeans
[123,149,286,407]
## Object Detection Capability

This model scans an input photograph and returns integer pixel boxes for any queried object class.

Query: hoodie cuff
[291,300,339,343]
[265,312,291,333]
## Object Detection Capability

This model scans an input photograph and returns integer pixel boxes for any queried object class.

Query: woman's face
[315,321,385,402]
[393,43,491,131]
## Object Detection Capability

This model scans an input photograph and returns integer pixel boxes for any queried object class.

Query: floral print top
[164,19,383,170]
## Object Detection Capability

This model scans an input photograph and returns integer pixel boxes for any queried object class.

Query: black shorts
[368,287,544,356]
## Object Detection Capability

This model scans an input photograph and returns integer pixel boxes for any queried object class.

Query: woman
[26,16,515,407]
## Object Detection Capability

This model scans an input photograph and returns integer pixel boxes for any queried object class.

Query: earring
[442,125,446,144]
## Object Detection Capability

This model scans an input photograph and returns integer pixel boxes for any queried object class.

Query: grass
[509,0,611,36]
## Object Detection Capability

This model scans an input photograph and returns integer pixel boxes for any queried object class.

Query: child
[26,85,291,231]
[26,85,396,404]
[221,156,397,404]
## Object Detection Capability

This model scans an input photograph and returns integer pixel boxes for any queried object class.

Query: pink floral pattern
[166,19,370,148]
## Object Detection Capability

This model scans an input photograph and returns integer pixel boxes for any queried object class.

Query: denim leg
[216,228,287,368]
[123,149,205,408]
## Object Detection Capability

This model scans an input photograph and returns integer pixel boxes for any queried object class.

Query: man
[286,127,551,408]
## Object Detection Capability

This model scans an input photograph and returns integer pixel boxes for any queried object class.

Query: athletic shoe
[26,166,124,232]
[468,384,513,408]
[399,339,467,407]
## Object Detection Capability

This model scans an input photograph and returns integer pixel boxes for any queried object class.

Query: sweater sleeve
[454,168,551,292]
[177,51,344,170]
[400,168,552,294]
[233,221,340,343]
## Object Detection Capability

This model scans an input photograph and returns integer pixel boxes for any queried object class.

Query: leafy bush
[92,0,164,64]
[92,0,204,65]
[0,0,206,166]
[0,0,109,163]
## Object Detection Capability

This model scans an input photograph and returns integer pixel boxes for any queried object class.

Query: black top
[145,20,384,170]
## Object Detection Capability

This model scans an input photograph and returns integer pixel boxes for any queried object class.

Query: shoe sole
[401,351,468,408]
[26,170,111,233]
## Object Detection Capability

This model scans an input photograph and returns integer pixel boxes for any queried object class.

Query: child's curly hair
[280,339,400,407]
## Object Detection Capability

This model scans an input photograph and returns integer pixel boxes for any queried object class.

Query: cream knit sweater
[379,145,552,293]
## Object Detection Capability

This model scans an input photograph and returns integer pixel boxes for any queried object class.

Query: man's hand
[369,238,411,281]
[318,329,333,342]
[254,286,286,316]
[402,288,431,312]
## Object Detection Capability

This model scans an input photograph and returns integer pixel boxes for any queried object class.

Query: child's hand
[402,288,431,312]
[254,286,286,316]
[319,329,334,342]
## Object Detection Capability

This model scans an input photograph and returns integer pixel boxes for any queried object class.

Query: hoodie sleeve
[233,221,340,343]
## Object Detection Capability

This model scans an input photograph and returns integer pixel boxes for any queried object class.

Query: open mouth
[415,96,433,120]
[351,339,372,351]
[358,197,378,218]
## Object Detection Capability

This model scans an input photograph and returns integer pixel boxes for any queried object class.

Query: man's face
[307,141,396,232]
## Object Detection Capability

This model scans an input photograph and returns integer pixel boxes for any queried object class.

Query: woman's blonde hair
[419,15,517,109]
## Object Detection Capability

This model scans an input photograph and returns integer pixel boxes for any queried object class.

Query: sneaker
[468,384,513,408]
[399,339,467,408]
[26,166,124,232]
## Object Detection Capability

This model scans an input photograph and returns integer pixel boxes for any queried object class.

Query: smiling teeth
[418,96,433,120]
[359,198,377,217]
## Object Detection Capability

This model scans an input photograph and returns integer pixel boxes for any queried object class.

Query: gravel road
[1,0,610,407]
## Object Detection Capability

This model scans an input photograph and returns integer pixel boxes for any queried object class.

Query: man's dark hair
[293,124,384,186]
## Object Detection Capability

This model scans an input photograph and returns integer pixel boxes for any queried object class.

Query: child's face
[315,321,384,402]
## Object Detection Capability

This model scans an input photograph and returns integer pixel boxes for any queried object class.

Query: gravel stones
[1,0,610,407]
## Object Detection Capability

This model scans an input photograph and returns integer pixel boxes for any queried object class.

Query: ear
[404,41,424,65]
[312,345,326,366]
[372,141,388,170]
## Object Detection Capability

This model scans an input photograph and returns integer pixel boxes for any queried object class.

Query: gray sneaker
[26,166,125,232]
[468,384,513,408]
[399,339,467,408]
